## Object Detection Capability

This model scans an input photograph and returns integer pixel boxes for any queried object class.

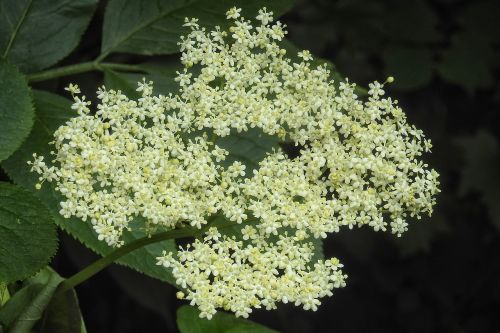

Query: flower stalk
[57,217,240,294]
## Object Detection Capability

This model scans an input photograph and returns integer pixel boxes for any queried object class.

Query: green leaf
[100,0,295,58]
[437,33,495,93]
[0,0,99,73]
[39,288,86,333]
[383,46,433,91]
[1,90,177,285]
[0,60,33,162]
[103,62,182,96]
[216,129,280,173]
[177,305,278,333]
[0,182,57,283]
[103,68,141,99]
[0,267,63,333]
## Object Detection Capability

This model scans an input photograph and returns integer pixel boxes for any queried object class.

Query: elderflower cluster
[29,82,246,246]
[29,7,440,319]
[158,227,346,318]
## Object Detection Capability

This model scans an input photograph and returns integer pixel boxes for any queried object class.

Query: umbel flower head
[29,7,440,319]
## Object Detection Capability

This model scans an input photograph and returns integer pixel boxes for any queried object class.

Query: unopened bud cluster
[29,7,439,319]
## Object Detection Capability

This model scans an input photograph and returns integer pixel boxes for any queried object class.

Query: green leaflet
[177,305,278,333]
[0,0,99,73]
[103,61,183,96]
[0,267,64,333]
[0,182,57,283]
[100,0,295,58]
[39,287,87,333]
[1,90,177,285]
[0,60,33,162]
[0,267,86,333]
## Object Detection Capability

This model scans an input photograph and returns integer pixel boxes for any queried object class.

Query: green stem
[57,218,241,293]
[102,62,144,73]
[26,62,146,83]
[27,62,98,82]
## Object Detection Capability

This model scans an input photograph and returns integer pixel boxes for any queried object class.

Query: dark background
[24,0,500,331]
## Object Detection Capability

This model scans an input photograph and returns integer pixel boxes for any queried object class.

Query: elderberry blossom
[29,7,440,320]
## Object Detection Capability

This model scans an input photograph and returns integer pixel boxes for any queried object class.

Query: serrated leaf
[1,90,177,285]
[177,305,278,333]
[100,0,295,58]
[0,182,57,283]
[0,267,63,333]
[0,60,33,162]
[0,0,99,73]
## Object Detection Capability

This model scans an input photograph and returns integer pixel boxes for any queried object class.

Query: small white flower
[64,83,81,95]
[298,50,313,61]
[226,7,241,19]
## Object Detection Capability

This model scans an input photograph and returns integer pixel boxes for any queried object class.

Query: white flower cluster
[158,227,346,318]
[29,7,439,319]
[29,83,245,246]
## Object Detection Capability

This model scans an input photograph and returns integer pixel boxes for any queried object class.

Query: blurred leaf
[0,0,99,73]
[383,0,442,43]
[101,0,295,58]
[0,60,33,162]
[177,305,278,333]
[0,182,57,283]
[103,68,141,98]
[383,46,433,91]
[0,267,63,333]
[457,131,500,233]
[437,34,494,93]
[1,90,178,285]
[39,288,86,333]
